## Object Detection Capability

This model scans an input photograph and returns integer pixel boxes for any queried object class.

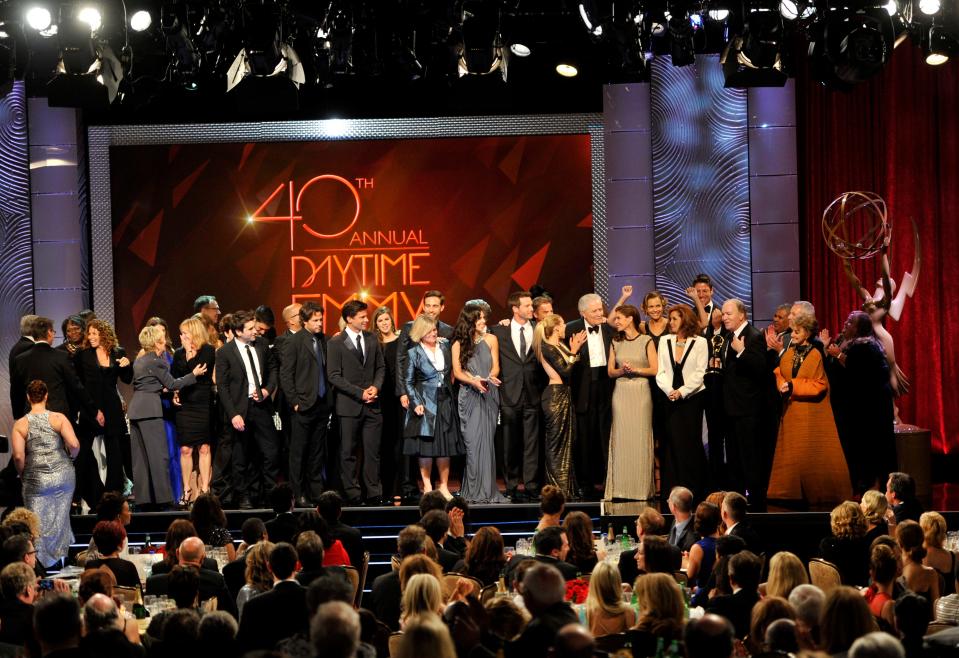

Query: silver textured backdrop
[651,55,752,312]
[0,82,36,438]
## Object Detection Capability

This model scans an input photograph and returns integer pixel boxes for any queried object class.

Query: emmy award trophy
[707,333,725,373]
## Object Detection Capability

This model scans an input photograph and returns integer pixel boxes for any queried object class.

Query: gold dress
[540,343,578,498]
[605,335,655,500]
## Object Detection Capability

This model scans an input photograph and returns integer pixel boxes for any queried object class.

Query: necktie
[519,325,527,356]
[588,325,599,334]
[355,333,365,364]
[669,525,677,545]
[314,335,326,398]
[244,344,262,398]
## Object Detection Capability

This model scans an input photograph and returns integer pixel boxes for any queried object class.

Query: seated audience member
[706,492,728,534]
[146,537,236,617]
[81,593,144,658]
[0,562,38,649]
[886,472,923,524]
[721,492,763,555]
[444,497,470,556]
[849,632,906,658]
[317,491,363,569]
[706,550,763,638]
[687,502,723,591]
[553,624,595,658]
[788,584,825,651]
[536,485,566,532]
[222,517,268,602]
[895,591,930,658]
[237,542,308,651]
[619,507,667,587]
[84,521,140,588]
[507,564,578,658]
[190,494,236,562]
[510,559,537,615]
[452,526,507,587]
[639,535,682,575]
[421,509,459,572]
[763,551,809,599]
[296,531,347,587]
[265,483,299,545]
[897,520,941,610]
[148,608,201,658]
[563,511,601,576]
[395,613,457,658]
[1,533,38,572]
[298,510,351,566]
[920,512,956,597]
[585,561,635,636]
[861,490,891,546]
[310,601,363,658]
[145,566,202,639]
[486,597,529,642]
[692,535,747,608]
[864,544,899,629]
[399,555,443,593]
[278,578,361,658]
[820,586,878,656]
[236,541,274,618]
[505,526,578,582]
[33,593,84,658]
[746,597,795,655]
[368,525,430,632]
[667,487,698,552]
[400,572,444,628]
[820,501,871,586]
[627,572,686,657]
[198,611,240,658]
[765,618,800,654]
[684,614,735,658]
[85,492,133,561]
[151,519,218,575]
[78,567,116,604]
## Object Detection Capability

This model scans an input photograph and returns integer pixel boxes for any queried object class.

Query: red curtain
[796,45,959,454]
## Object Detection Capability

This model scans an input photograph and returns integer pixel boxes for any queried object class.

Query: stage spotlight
[77,6,101,32]
[26,6,52,31]
[668,11,695,66]
[918,0,940,15]
[808,10,892,88]
[709,9,730,21]
[925,25,958,64]
[48,7,123,108]
[130,10,152,32]
[780,0,815,20]
[722,9,788,87]
[509,43,530,57]
[883,0,898,15]
[556,62,578,76]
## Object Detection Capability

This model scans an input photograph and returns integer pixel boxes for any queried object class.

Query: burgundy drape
[796,46,959,454]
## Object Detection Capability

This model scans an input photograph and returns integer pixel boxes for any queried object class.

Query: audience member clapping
[584,561,635,636]
[820,586,877,656]
[627,572,685,656]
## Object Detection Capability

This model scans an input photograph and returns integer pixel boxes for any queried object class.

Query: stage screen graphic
[109,134,593,347]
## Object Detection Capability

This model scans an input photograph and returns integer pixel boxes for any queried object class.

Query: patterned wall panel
[650,55,752,312]
[0,82,36,437]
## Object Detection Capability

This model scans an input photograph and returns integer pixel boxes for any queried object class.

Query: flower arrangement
[565,577,590,604]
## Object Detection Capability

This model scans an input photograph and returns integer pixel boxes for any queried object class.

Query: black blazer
[237,580,308,651]
[264,512,299,545]
[74,346,133,436]
[7,337,34,412]
[279,329,333,412]
[149,557,219,575]
[326,330,385,417]
[395,319,454,398]
[504,554,579,583]
[728,522,764,556]
[327,520,364,571]
[721,322,768,417]
[705,588,761,638]
[215,339,278,420]
[671,519,698,553]
[222,552,249,603]
[506,601,579,658]
[564,318,614,413]
[145,567,237,617]
[490,323,543,407]
[12,342,97,420]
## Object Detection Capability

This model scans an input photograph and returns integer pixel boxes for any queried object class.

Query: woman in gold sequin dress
[534,314,588,499]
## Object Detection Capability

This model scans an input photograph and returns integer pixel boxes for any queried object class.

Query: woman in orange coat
[767,313,852,509]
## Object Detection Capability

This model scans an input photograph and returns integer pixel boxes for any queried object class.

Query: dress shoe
[236,497,253,510]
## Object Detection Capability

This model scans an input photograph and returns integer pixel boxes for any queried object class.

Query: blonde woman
[395,614,457,658]
[533,314,587,498]
[627,572,685,656]
[920,512,956,596]
[128,325,206,508]
[861,490,890,545]
[585,562,636,636]
[172,316,216,503]
[237,541,275,618]
[400,573,444,629]
[763,551,808,599]
[819,501,870,586]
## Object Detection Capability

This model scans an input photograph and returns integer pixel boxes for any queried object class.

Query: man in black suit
[565,293,613,499]
[11,316,102,424]
[506,563,579,658]
[395,290,453,502]
[327,300,386,506]
[265,483,299,545]
[237,542,308,650]
[368,525,427,632]
[721,492,764,555]
[272,303,302,360]
[490,291,542,502]
[504,526,578,582]
[215,310,280,509]
[720,299,772,510]
[294,531,348,587]
[706,551,763,638]
[223,518,268,602]
[887,471,923,523]
[316,491,364,570]
[7,315,36,413]
[145,537,236,617]
[692,273,719,334]
[420,510,460,572]
[667,486,698,552]
[272,302,302,463]
[279,301,333,506]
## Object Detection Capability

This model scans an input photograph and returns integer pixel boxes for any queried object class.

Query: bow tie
[588,325,600,334]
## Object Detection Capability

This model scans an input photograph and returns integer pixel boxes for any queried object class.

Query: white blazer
[656,335,707,399]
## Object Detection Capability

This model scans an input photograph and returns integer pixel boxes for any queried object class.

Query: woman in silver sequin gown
[11,380,80,567]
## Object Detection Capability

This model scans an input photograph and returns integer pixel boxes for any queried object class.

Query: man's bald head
[522,564,566,613]
[551,624,594,658]
[84,593,122,633]
[685,614,734,658]
[283,303,303,331]
[177,536,206,566]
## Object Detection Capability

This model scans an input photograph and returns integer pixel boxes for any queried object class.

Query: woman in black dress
[75,319,133,504]
[373,306,403,503]
[172,317,216,504]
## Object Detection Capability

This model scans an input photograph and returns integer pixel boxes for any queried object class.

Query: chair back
[388,632,404,656]
[807,559,842,593]
[595,633,628,653]
[673,570,689,586]
[926,622,956,636]
[355,551,370,607]
[343,565,360,604]
[480,583,498,604]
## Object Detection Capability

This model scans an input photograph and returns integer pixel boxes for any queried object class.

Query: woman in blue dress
[686,501,722,592]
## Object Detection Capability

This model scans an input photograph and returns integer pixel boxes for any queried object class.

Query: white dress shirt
[585,323,607,367]
[655,335,707,398]
[344,327,365,360]
[510,319,532,358]
[234,337,262,397]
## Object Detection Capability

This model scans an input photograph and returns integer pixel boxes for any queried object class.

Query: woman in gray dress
[11,379,80,567]
[452,301,509,504]
[129,325,206,508]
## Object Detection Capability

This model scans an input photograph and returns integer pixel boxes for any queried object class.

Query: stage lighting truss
[452,6,508,82]
[226,1,304,93]
[722,7,789,86]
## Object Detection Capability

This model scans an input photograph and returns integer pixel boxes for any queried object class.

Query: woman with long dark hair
[451,301,508,504]
[190,493,236,561]
[454,526,507,587]
[563,511,600,575]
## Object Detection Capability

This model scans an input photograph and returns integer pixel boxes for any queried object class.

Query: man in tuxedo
[721,492,764,555]
[705,551,763,638]
[265,483,299,544]
[693,273,719,334]
[11,316,102,424]
[720,300,771,510]
[566,293,613,499]
[393,290,453,502]
[272,302,302,459]
[766,300,817,355]
[215,310,280,509]
[145,537,236,617]
[316,491,364,570]
[7,315,36,411]
[667,486,698,552]
[887,472,923,522]
[491,291,542,502]
[504,526,578,582]
[327,300,385,506]
[279,301,333,506]
[273,303,303,358]
[237,543,307,650]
